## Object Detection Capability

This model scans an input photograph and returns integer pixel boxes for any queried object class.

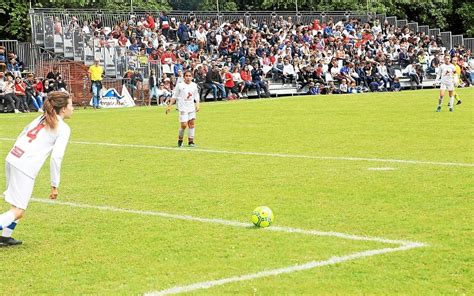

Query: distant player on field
[435,55,456,112]
[452,56,462,105]
[0,91,73,246]
[166,70,200,147]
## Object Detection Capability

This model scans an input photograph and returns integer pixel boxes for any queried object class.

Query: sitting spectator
[3,74,20,113]
[240,65,254,97]
[339,79,349,94]
[282,59,296,85]
[14,76,29,112]
[307,82,320,95]
[392,77,402,91]
[206,65,226,100]
[403,61,421,89]
[251,63,270,98]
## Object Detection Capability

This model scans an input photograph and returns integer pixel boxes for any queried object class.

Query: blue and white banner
[90,85,135,108]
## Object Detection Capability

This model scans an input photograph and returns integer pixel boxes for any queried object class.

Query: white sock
[2,220,19,237]
[0,211,16,229]
[188,128,195,141]
[449,96,454,108]
[178,128,185,138]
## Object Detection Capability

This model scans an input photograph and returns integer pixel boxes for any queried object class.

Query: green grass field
[0,88,473,295]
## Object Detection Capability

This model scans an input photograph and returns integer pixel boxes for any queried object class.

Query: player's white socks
[2,220,19,238]
[449,96,454,108]
[188,128,195,140]
[0,210,16,230]
[178,128,185,139]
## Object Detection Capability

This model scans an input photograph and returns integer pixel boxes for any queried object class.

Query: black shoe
[188,142,196,147]
[178,140,183,148]
[456,100,462,105]
[0,236,23,246]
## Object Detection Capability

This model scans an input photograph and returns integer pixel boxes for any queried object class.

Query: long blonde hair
[42,91,70,130]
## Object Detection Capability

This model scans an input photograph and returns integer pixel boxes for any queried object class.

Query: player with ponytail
[0,91,74,247]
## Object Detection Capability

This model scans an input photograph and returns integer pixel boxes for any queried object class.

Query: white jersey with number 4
[6,115,71,187]
[437,63,456,84]
[172,81,200,113]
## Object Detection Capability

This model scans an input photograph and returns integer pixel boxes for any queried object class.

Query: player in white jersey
[435,55,457,112]
[0,91,74,246]
[166,70,200,147]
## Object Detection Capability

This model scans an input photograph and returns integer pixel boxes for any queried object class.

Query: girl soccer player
[435,55,456,112]
[0,91,73,246]
[166,70,200,147]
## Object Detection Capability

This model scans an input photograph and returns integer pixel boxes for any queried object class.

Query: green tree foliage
[0,0,170,42]
[0,0,30,41]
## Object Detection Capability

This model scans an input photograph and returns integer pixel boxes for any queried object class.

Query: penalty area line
[31,198,427,295]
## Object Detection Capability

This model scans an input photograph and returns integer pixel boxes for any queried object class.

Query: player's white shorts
[4,162,35,210]
[440,82,454,91]
[179,111,196,122]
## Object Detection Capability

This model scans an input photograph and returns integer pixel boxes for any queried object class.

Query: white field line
[31,198,427,295]
[368,167,397,171]
[147,244,420,296]
[1,137,472,167]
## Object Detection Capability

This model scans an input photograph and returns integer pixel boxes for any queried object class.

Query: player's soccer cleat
[0,236,23,246]
[456,100,462,105]
[188,142,196,147]
[449,107,454,112]
[436,106,442,112]
[177,140,183,148]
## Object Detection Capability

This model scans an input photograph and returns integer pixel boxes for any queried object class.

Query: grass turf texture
[0,88,472,294]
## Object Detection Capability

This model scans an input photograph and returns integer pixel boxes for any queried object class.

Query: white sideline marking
[31,198,427,295]
[1,137,472,167]
[368,167,397,171]
[147,244,420,296]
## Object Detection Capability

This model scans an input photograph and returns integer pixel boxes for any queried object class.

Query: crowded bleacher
[1,11,473,111]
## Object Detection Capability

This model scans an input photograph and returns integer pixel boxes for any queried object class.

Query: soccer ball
[251,206,274,228]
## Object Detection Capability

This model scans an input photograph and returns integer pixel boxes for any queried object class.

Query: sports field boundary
[31,198,427,295]
[1,137,473,167]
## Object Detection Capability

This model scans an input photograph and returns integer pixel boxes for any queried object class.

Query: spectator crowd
[2,11,474,112]
[0,46,67,113]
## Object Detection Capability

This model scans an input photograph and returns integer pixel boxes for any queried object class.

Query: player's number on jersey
[26,123,45,143]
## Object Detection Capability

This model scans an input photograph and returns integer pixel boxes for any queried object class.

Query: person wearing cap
[88,58,104,109]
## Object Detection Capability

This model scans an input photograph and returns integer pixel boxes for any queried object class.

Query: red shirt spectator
[161,50,176,64]
[224,72,234,88]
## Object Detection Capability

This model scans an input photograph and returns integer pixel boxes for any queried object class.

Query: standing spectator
[159,12,170,39]
[88,58,104,109]
[148,69,159,106]
[223,66,240,99]
[130,69,144,101]
[177,20,190,44]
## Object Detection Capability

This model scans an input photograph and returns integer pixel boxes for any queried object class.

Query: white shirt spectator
[283,63,296,76]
